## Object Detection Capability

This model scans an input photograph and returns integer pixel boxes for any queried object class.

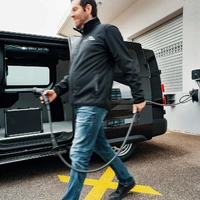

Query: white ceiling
[58,0,138,37]
[0,0,69,36]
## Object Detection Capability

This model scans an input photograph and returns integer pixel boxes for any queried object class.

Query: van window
[115,48,140,73]
[128,49,140,69]
[6,66,49,86]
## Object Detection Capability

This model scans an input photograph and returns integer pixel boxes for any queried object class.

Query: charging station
[190,69,200,102]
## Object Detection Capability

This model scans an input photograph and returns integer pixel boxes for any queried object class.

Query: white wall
[111,0,184,39]
[111,0,200,134]
[182,0,200,91]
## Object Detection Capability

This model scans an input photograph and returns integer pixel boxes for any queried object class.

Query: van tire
[112,143,137,162]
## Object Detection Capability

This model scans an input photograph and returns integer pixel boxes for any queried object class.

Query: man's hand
[39,90,57,104]
[132,101,146,114]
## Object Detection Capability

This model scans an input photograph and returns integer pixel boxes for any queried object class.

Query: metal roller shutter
[133,15,183,92]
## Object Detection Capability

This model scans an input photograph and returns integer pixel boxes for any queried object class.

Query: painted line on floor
[58,167,162,199]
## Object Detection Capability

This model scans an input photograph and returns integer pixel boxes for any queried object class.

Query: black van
[0,31,167,164]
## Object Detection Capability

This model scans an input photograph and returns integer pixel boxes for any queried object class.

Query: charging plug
[189,89,199,102]
[33,87,49,105]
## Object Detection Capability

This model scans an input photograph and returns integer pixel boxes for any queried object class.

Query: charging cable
[146,90,195,107]
[33,87,137,173]
[33,87,196,173]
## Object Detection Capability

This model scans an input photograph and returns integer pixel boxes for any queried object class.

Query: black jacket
[53,17,144,110]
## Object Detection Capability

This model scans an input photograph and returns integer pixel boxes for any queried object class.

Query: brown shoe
[108,181,136,200]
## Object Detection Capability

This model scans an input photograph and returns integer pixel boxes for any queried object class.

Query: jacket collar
[73,17,101,34]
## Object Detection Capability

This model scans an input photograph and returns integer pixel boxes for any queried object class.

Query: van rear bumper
[152,118,167,137]
[105,117,167,145]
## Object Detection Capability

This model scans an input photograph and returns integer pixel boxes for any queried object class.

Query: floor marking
[58,167,162,199]
[166,131,171,134]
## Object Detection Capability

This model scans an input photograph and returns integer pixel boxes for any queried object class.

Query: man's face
[71,0,91,29]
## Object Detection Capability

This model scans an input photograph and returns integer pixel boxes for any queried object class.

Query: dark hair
[71,0,97,17]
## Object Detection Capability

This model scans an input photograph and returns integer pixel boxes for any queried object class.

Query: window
[115,48,140,73]
[6,66,49,86]
[128,49,140,70]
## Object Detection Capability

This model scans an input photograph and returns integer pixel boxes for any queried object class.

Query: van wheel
[112,143,137,162]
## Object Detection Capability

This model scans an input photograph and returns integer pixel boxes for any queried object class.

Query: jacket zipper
[70,36,83,103]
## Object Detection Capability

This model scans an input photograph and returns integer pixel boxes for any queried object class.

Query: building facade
[58,0,200,135]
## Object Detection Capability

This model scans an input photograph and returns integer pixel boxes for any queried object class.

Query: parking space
[0,131,199,200]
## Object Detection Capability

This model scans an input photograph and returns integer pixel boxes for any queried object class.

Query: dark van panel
[0,31,167,164]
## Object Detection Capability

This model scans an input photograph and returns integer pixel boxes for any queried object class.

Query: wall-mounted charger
[192,69,200,80]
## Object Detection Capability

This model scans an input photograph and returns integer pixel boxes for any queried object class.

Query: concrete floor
[0,131,199,200]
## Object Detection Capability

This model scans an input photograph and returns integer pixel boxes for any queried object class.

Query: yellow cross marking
[58,167,162,199]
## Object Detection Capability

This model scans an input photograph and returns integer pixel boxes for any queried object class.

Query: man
[41,0,146,199]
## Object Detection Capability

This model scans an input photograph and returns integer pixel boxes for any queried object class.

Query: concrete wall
[111,0,200,134]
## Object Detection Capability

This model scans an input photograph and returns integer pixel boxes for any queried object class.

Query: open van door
[104,43,167,161]
[0,31,74,164]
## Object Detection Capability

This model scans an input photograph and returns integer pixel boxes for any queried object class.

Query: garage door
[133,15,183,92]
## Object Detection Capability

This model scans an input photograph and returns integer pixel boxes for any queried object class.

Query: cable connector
[189,89,199,102]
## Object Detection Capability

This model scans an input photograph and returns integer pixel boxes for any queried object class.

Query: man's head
[70,0,97,29]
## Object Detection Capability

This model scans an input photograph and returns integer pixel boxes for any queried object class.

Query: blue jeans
[62,106,134,200]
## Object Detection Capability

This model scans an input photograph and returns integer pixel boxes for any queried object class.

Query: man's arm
[40,75,69,104]
[105,25,145,108]
[53,74,69,96]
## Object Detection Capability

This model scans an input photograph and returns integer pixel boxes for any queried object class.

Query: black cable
[33,87,196,173]
[197,81,200,87]
[46,102,137,173]
[146,90,195,107]
[179,95,192,103]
